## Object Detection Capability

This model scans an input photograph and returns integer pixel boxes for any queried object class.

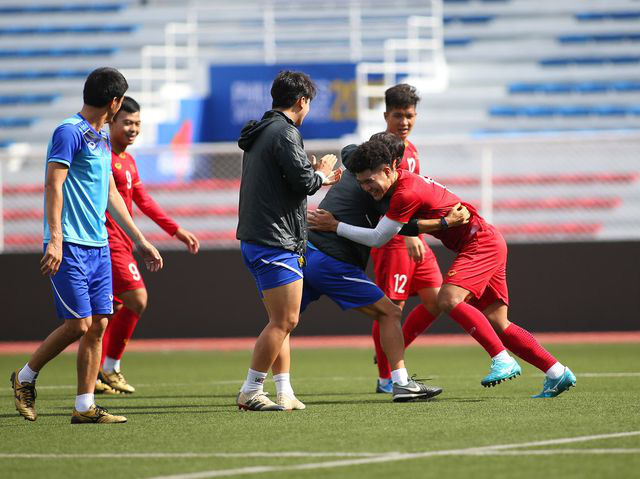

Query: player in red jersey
[369,85,444,393]
[96,97,200,394]
[309,140,576,397]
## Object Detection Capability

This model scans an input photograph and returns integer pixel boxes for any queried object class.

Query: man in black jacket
[236,71,339,411]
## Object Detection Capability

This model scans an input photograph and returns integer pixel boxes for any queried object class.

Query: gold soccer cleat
[71,405,127,424]
[99,368,135,394]
[10,370,37,421]
[276,393,306,411]
[95,378,120,395]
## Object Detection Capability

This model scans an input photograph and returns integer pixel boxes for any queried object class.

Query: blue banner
[202,63,357,141]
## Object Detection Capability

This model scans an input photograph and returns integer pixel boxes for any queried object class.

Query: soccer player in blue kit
[10,68,163,424]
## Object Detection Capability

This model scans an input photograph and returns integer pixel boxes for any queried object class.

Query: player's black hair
[346,140,393,174]
[385,83,420,111]
[369,132,405,168]
[113,96,140,120]
[271,70,317,109]
[83,67,128,108]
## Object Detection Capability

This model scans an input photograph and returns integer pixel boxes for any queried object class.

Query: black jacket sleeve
[273,127,323,196]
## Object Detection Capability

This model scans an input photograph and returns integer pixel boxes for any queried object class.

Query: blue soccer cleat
[481,356,522,387]
[532,367,576,398]
[376,378,393,394]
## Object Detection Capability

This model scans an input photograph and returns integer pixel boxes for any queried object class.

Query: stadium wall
[3,241,639,341]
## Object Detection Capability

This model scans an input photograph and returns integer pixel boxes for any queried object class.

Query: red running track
[1,331,639,354]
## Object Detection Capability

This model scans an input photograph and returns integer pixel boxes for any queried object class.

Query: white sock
[103,357,120,373]
[75,393,94,412]
[546,362,565,380]
[391,368,409,386]
[18,363,38,384]
[492,350,511,362]
[273,373,295,396]
[241,368,267,394]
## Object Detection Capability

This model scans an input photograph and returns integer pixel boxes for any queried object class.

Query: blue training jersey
[43,114,112,247]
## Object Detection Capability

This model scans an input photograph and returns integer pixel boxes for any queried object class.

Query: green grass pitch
[1,342,639,478]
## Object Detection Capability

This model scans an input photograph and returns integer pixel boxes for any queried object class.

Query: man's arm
[415,203,471,233]
[308,209,403,248]
[40,163,68,276]
[132,181,200,254]
[108,174,163,271]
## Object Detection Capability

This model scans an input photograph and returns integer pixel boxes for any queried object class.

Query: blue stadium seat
[0,140,14,148]
[0,47,117,58]
[0,70,91,81]
[443,15,495,25]
[576,11,640,21]
[507,81,640,95]
[0,25,138,36]
[490,105,640,117]
[558,33,640,43]
[0,118,36,128]
[0,4,127,14]
[540,56,640,66]
[444,37,473,46]
[473,126,640,137]
[0,94,58,105]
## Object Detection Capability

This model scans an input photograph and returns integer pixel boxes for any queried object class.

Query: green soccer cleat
[532,367,576,398]
[481,356,522,387]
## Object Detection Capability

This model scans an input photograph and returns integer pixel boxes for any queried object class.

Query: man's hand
[404,236,426,263]
[136,239,164,272]
[322,167,342,186]
[307,208,339,232]
[444,203,471,227]
[311,154,338,179]
[40,240,63,276]
[174,227,200,254]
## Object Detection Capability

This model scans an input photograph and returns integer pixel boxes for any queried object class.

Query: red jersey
[383,139,420,249]
[385,169,486,252]
[106,151,179,251]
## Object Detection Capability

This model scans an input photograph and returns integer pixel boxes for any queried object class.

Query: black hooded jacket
[236,110,323,255]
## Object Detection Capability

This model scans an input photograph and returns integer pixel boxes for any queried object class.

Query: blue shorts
[301,244,384,312]
[47,242,113,320]
[241,241,304,297]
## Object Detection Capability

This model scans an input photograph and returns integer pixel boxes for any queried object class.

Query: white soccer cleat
[236,390,285,411]
[276,392,306,410]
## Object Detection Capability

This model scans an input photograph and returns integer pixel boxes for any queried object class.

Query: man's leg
[12,318,90,421]
[483,302,576,398]
[238,279,302,411]
[271,334,305,410]
[373,287,440,386]
[438,284,521,387]
[100,288,147,393]
[357,296,442,402]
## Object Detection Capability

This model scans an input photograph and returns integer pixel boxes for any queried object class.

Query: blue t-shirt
[43,114,112,247]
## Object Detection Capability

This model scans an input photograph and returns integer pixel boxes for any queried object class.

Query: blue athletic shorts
[240,241,304,297]
[301,244,384,312]
[47,242,113,319]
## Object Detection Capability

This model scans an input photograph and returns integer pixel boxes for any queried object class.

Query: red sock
[450,302,505,357]
[373,305,437,380]
[104,307,140,360]
[498,323,557,372]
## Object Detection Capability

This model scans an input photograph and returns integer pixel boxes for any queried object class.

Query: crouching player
[96,96,200,395]
[309,140,576,397]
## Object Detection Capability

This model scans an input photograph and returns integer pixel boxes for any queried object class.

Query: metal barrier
[2,133,638,253]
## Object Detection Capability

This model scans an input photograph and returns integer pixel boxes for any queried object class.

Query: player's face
[356,165,395,201]
[111,111,141,147]
[384,106,417,141]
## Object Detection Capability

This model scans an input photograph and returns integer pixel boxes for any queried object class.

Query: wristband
[440,216,449,230]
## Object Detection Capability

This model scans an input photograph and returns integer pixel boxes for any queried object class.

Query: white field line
[0,452,382,459]
[143,431,640,479]
[1,372,637,392]
[465,448,640,456]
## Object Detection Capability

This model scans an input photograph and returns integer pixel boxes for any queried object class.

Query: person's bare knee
[121,289,147,316]
[437,289,466,313]
[271,313,299,334]
[62,318,90,340]
[483,302,510,333]
[88,316,108,339]
[418,287,440,316]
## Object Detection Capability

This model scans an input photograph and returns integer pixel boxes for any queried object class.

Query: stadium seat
[0,117,36,128]
[0,70,91,81]
[0,25,139,36]
[508,81,640,95]
[540,56,640,66]
[0,94,58,105]
[0,4,128,14]
[558,33,640,44]
[490,105,640,117]
[575,11,640,21]
[0,47,117,58]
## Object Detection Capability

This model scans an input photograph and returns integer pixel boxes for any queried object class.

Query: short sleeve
[48,123,82,166]
[385,187,422,224]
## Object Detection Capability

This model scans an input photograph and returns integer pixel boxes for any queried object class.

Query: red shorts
[110,246,145,302]
[371,236,443,301]
[444,224,509,311]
